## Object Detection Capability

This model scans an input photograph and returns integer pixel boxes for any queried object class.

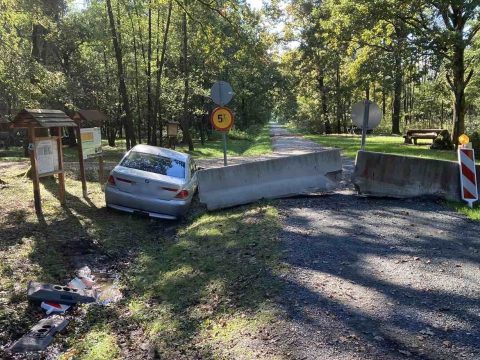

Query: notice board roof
[12,109,77,128]
[72,110,106,127]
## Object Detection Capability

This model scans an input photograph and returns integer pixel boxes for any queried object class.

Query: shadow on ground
[273,194,480,360]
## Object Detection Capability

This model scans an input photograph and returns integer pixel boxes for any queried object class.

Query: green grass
[124,205,282,358]
[178,125,272,159]
[449,202,480,221]
[0,161,283,359]
[301,133,480,164]
[0,126,272,163]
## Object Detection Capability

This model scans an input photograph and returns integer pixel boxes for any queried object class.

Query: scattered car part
[27,281,97,305]
[9,317,69,353]
[41,301,71,315]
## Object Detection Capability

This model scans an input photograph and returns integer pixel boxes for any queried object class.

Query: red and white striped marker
[458,145,478,208]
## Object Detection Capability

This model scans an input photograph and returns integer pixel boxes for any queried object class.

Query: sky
[247,0,264,11]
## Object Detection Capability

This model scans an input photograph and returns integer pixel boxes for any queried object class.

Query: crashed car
[105,144,198,219]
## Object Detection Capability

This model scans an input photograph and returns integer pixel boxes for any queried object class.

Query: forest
[1,0,480,149]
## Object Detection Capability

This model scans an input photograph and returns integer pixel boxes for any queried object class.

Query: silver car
[105,144,198,220]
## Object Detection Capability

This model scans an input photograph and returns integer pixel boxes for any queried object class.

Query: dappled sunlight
[121,204,284,358]
[61,326,120,360]
[275,194,480,358]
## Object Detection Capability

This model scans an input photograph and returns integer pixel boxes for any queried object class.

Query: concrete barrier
[197,150,342,210]
[352,151,480,201]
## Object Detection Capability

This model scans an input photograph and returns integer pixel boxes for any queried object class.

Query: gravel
[269,124,480,360]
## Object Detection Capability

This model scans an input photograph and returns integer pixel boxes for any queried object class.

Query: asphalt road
[269,124,480,360]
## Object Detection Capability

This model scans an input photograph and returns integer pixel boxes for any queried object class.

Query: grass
[303,133,479,163]
[178,125,273,158]
[449,202,480,221]
[0,162,283,359]
[0,126,272,164]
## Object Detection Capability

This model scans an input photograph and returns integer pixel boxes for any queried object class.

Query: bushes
[470,132,480,152]
[431,130,454,150]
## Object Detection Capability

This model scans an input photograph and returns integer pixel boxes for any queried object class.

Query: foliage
[430,130,454,150]
[0,0,277,149]
[271,0,480,140]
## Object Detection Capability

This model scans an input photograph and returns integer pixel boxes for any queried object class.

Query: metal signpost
[351,100,382,150]
[211,81,233,106]
[210,81,234,166]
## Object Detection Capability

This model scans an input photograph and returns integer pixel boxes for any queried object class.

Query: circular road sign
[211,107,234,131]
[211,81,233,106]
[351,100,382,130]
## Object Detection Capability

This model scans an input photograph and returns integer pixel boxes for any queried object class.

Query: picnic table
[403,129,444,145]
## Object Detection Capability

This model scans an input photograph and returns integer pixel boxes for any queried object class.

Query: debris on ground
[40,301,71,315]
[9,267,123,354]
[9,316,69,353]
[96,280,123,306]
[27,281,97,304]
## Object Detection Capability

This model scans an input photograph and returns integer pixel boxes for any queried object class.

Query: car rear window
[120,151,185,178]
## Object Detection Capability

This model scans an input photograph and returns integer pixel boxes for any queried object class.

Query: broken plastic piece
[27,281,97,305]
[68,276,94,290]
[76,265,92,279]
[9,316,69,353]
[96,276,122,306]
[41,301,70,315]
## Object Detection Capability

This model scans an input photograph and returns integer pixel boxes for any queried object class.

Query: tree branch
[445,72,455,91]
[465,68,474,87]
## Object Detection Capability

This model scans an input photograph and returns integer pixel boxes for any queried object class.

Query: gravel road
[269,124,480,359]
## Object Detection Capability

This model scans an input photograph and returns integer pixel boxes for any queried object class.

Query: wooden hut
[72,110,106,128]
[11,109,84,213]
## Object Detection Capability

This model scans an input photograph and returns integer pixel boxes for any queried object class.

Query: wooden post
[98,156,104,186]
[28,127,42,214]
[75,126,88,198]
[56,127,65,205]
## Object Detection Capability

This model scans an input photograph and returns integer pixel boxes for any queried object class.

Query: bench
[403,129,444,145]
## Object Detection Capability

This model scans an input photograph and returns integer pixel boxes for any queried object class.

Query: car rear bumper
[105,185,191,219]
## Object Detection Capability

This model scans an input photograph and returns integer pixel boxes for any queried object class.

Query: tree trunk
[451,43,466,146]
[103,47,116,147]
[154,0,173,147]
[147,0,153,144]
[181,3,194,150]
[392,52,402,134]
[106,0,136,149]
[335,63,341,133]
[318,74,330,134]
[128,8,143,144]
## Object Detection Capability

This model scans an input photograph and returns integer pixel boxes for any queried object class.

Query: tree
[105,0,136,149]
[400,1,480,145]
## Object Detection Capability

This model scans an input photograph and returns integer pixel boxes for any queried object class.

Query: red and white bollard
[458,135,478,208]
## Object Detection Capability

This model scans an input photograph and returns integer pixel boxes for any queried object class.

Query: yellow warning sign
[211,107,234,131]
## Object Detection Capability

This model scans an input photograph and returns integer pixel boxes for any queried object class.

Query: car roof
[129,144,189,162]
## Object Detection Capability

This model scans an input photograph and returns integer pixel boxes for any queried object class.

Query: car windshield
[120,151,186,178]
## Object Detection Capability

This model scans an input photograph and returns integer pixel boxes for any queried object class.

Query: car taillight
[175,190,189,199]
[107,175,116,186]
